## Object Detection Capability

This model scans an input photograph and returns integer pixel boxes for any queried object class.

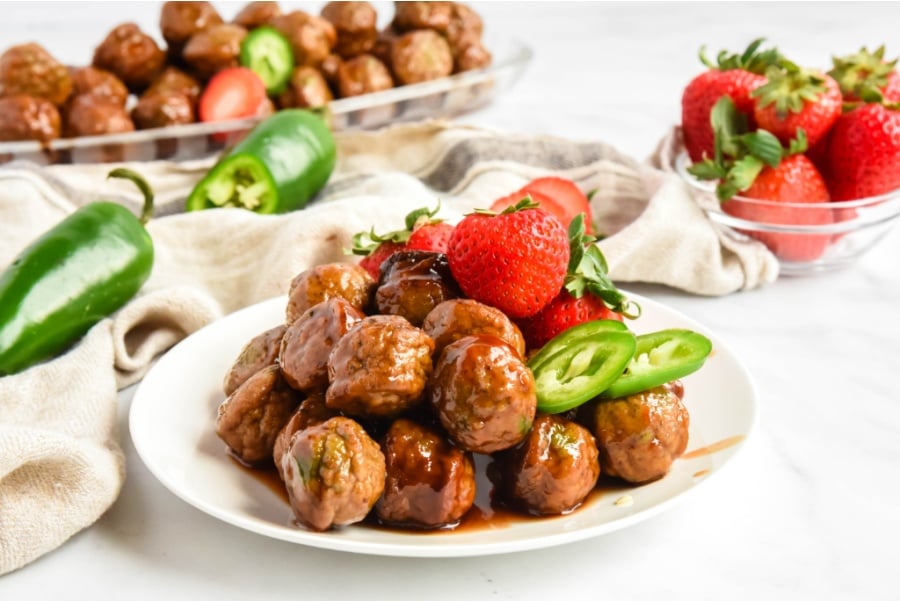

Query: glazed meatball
[321,1,378,59]
[272,393,336,479]
[285,262,375,323]
[233,1,283,30]
[0,43,72,107]
[216,364,301,465]
[68,66,129,106]
[131,91,195,129]
[376,418,476,528]
[64,95,134,137]
[582,385,690,484]
[222,324,287,397]
[159,1,224,57]
[375,251,460,327]
[422,298,526,359]
[391,29,454,85]
[336,54,394,98]
[445,3,484,55]
[93,23,166,91]
[271,11,337,68]
[182,23,248,81]
[319,53,343,85]
[430,335,536,454]
[454,41,492,73]
[392,1,453,32]
[276,65,333,109]
[327,315,434,418]
[0,95,61,142]
[279,297,365,394]
[145,66,202,106]
[495,414,600,515]
[281,416,386,531]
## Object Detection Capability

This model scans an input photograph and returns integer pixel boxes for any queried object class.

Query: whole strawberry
[690,97,834,262]
[352,204,454,279]
[516,216,639,349]
[751,63,843,148]
[681,38,782,162]
[823,101,900,201]
[828,46,900,103]
[446,199,569,319]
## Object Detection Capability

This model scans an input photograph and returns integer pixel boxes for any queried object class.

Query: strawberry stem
[698,37,784,74]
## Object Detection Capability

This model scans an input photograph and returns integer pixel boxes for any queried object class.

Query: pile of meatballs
[216,251,691,533]
[0,1,491,143]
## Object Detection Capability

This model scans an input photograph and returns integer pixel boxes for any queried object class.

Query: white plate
[129,293,758,557]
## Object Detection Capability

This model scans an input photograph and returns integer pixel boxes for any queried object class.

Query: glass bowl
[0,37,532,166]
[674,151,900,276]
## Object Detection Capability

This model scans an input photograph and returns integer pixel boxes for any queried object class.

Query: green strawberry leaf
[787,128,809,156]
[473,195,539,216]
[351,202,442,256]
[740,130,783,167]
[719,155,764,201]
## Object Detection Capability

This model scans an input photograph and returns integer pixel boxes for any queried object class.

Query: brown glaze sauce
[682,435,745,460]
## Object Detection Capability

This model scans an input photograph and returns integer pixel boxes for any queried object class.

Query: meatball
[374,251,460,327]
[145,66,202,106]
[281,416,386,531]
[319,53,343,85]
[159,1,224,57]
[182,23,248,81]
[0,96,61,142]
[445,3,484,55]
[216,364,301,465]
[320,1,378,59]
[392,1,453,32]
[376,418,476,528]
[68,66,129,106]
[582,385,690,484]
[93,22,166,91]
[0,43,72,107]
[272,393,336,479]
[327,315,434,418]
[64,95,134,137]
[131,91,195,129]
[495,414,600,515]
[271,10,337,68]
[285,262,375,323]
[222,324,287,397]
[276,65,333,109]
[335,54,394,98]
[233,1,283,30]
[279,297,365,394]
[454,41,492,73]
[422,298,525,359]
[430,334,536,454]
[391,29,454,85]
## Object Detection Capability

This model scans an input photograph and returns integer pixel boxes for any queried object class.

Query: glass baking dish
[0,37,532,166]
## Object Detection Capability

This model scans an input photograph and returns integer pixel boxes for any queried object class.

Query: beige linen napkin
[0,120,776,575]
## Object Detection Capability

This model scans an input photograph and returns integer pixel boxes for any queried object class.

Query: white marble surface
[3,2,900,599]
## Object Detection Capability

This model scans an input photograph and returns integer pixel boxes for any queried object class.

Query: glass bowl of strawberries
[676,42,900,275]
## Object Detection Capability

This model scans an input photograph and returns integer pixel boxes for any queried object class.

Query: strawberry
[516,216,639,349]
[491,177,594,232]
[828,46,900,103]
[446,199,569,319]
[750,63,842,148]
[352,204,453,279]
[689,97,833,262]
[681,38,781,162]
[823,100,900,201]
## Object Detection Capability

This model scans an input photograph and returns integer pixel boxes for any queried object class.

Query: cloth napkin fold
[0,119,777,575]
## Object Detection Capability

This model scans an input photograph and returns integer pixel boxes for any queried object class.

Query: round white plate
[129,293,758,557]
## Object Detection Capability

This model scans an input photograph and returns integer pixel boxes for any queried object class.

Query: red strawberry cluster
[681,42,900,262]
[352,178,638,351]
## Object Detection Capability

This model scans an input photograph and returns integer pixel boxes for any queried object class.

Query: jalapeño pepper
[601,329,712,399]
[527,320,636,414]
[0,169,155,376]
[186,109,336,214]
[239,26,294,95]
